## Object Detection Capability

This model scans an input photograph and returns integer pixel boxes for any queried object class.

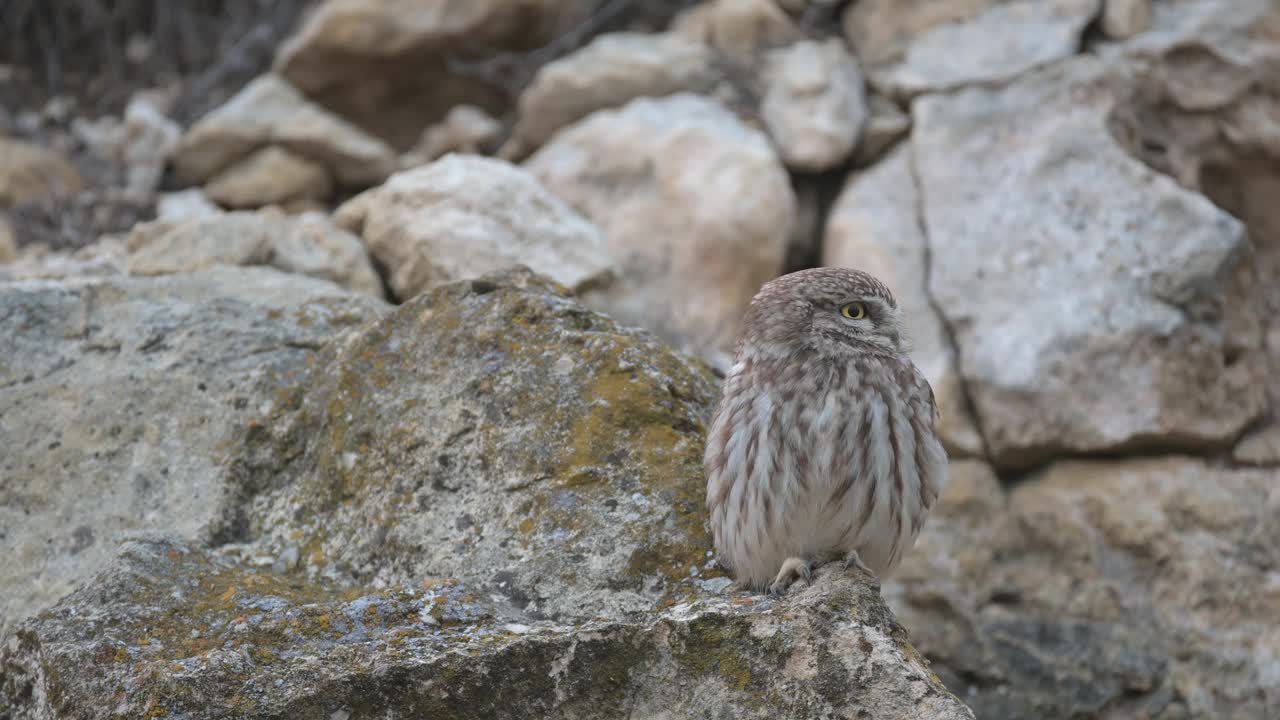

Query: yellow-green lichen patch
[225,269,731,624]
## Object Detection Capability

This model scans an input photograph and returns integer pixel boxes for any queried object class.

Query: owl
[704,267,948,594]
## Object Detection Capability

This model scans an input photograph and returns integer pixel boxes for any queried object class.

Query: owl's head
[740,267,905,359]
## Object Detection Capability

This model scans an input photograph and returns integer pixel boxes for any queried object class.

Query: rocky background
[1,0,1277,718]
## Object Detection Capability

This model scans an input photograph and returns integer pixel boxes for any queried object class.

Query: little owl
[704,267,948,594]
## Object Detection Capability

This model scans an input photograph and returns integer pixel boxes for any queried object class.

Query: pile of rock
[3,0,1279,717]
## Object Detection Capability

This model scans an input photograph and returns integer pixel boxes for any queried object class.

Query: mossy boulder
[228,267,725,622]
[2,267,975,718]
[1,537,974,719]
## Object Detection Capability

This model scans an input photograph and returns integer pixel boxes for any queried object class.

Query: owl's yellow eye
[840,302,867,320]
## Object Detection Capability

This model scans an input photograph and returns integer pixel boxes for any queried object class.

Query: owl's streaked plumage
[704,267,948,594]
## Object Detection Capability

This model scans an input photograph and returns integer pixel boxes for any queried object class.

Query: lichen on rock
[229,266,725,623]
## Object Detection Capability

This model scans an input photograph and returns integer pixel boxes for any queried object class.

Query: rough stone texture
[273,0,605,150]
[915,56,1265,468]
[1102,0,1152,39]
[761,38,868,172]
[173,74,396,188]
[0,238,129,282]
[502,32,719,160]
[1,537,974,719]
[886,457,1280,719]
[846,0,1101,98]
[1100,0,1280,473]
[204,145,333,209]
[842,0,1002,67]
[671,0,802,65]
[854,94,912,166]
[156,189,224,223]
[334,155,613,302]
[823,146,983,458]
[232,268,720,622]
[0,268,387,636]
[1233,423,1280,465]
[0,137,84,208]
[403,105,503,167]
[124,209,383,297]
[525,93,795,371]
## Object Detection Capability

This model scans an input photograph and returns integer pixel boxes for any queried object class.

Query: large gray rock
[525,93,795,371]
[231,268,720,622]
[334,155,614,302]
[760,38,869,171]
[1096,0,1280,472]
[124,208,384,298]
[502,31,719,160]
[915,56,1265,468]
[0,268,978,718]
[1,537,974,719]
[844,0,1101,98]
[885,457,1280,719]
[823,146,984,458]
[0,268,387,636]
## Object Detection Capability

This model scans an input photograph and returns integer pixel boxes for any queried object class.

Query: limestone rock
[204,145,332,209]
[0,237,129,282]
[174,74,395,188]
[526,93,795,371]
[823,146,984,458]
[915,56,1265,468]
[1,537,975,719]
[125,208,384,297]
[1233,422,1280,465]
[1101,0,1152,39]
[842,0,1002,67]
[0,137,84,207]
[502,32,719,160]
[761,38,868,172]
[845,0,1101,98]
[0,268,387,636]
[0,268,975,717]
[887,456,1280,719]
[672,0,802,65]
[273,0,604,150]
[232,268,719,622]
[854,94,912,165]
[156,189,223,223]
[403,105,503,167]
[1099,0,1280,113]
[334,155,613,301]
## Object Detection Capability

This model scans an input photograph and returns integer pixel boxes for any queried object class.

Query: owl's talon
[844,551,872,575]
[767,556,811,596]
[844,551,880,587]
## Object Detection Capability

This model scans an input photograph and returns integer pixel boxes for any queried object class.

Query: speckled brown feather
[704,267,948,592]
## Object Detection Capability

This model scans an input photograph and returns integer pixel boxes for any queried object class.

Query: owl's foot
[844,551,881,588]
[767,556,812,596]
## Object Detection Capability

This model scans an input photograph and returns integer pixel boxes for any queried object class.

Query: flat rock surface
[0,268,387,637]
[914,56,1265,468]
[1,537,973,720]
[334,155,613,302]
